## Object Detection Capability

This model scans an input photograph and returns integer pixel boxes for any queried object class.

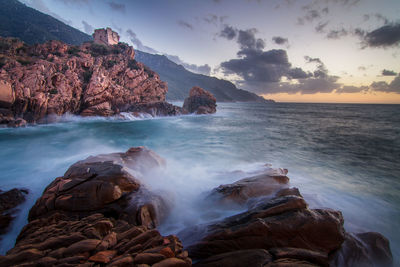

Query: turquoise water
[0,102,399,263]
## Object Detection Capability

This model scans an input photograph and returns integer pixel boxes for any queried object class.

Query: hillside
[0,0,92,45]
[135,51,272,102]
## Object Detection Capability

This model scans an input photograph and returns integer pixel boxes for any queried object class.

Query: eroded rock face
[0,213,191,266]
[29,147,169,229]
[183,86,216,114]
[0,37,172,125]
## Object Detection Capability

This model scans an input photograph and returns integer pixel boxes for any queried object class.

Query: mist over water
[0,102,399,263]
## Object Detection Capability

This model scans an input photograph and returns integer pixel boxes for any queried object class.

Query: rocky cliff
[0,37,179,126]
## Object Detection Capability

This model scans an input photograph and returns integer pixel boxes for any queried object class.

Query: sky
[20,0,400,103]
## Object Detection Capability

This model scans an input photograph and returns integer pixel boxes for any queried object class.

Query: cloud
[326,28,348,39]
[165,54,211,75]
[126,29,159,54]
[382,69,397,76]
[370,75,400,93]
[108,2,125,13]
[335,85,368,94]
[237,28,265,51]
[363,13,389,24]
[315,21,329,33]
[220,25,237,40]
[177,20,193,30]
[361,23,400,48]
[272,36,288,45]
[203,14,227,26]
[82,20,94,34]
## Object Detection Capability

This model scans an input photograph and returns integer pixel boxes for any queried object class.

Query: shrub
[106,60,117,69]
[90,43,110,57]
[128,59,140,70]
[67,46,81,56]
[49,89,58,94]
[83,70,93,83]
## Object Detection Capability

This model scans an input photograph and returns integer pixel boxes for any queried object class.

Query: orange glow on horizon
[261,92,400,104]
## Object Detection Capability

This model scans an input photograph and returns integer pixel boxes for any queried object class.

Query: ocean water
[0,102,399,263]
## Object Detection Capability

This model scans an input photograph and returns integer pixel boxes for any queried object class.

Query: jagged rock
[183,86,216,114]
[0,188,28,236]
[29,147,169,228]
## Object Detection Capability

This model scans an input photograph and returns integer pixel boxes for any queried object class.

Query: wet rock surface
[29,147,169,229]
[0,188,28,237]
[183,169,393,267]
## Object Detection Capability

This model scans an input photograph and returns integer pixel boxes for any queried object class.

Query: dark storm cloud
[126,29,159,54]
[220,25,237,40]
[165,54,211,75]
[82,20,94,34]
[221,49,291,83]
[272,36,288,45]
[177,20,194,30]
[108,2,125,13]
[362,23,400,48]
[382,69,397,76]
[218,25,343,95]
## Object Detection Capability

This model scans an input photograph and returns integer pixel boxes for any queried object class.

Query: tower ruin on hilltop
[92,27,120,46]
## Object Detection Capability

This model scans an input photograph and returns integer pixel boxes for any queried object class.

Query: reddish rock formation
[29,147,169,229]
[0,188,28,237]
[183,86,216,114]
[0,36,175,126]
[0,213,191,266]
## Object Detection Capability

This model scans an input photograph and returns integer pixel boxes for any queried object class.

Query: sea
[0,102,399,264]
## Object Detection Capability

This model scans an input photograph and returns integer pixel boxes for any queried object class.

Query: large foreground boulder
[183,86,216,114]
[29,146,169,229]
[183,169,393,267]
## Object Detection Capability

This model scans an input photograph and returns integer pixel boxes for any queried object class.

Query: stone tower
[93,27,120,46]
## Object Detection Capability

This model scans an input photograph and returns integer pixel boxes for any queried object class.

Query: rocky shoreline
[0,37,217,127]
[0,147,393,266]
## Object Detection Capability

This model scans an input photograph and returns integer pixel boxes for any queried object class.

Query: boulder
[29,147,169,228]
[209,168,290,206]
[183,86,216,114]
